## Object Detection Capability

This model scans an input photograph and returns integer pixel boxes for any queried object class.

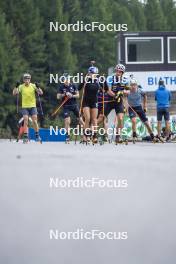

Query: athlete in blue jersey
[127,79,156,142]
[57,77,79,141]
[105,64,130,143]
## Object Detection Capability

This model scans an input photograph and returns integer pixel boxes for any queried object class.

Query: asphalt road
[0,140,176,264]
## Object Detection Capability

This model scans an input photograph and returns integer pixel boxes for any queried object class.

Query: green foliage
[0,0,176,137]
[145,0,167,30]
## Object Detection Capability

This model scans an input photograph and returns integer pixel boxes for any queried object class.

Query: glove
[144,108,147,113]
[66,92,73,98]
[35,82,40,88]
[114,92,123,102]
[16,81,20,88]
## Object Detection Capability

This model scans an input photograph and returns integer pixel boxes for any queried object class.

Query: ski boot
[103,133,108,143]
[156,135,165,143]
[98,136,103,146]
[92,134,98,145]
[124,138,128,145]
[115,134,123,145]
[86,136,91,145]
[166,136,172,143]
[132,132,137,144]
[151,134,159,143]
[65,135,70,144]
[23,134,29,144]
[84,129,92,145]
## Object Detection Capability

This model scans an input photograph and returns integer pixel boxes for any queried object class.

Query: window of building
[125,37,164,64]
[168,37,176,63]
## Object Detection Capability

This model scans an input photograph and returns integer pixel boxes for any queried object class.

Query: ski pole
[37,94,44,116]
[102,75,105,118]
[51,96,69,117]
[79,81,87,117]
[16,93,19,114]
[35,82,44,116]
[74,81,87,145]
[15,81,20,114]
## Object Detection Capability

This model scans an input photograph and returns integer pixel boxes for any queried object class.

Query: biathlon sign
[127,71,176,91]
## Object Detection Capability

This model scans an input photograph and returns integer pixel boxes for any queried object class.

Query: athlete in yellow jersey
[13,73,43,143]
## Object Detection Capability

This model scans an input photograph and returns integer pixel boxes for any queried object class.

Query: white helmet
[115,64,125,72]
[130,79,138,85]
[23,73,31,79]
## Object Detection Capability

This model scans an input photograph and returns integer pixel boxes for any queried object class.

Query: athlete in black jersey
[97,78,109,141]
[78,66,101,143]
[106,64,130,143]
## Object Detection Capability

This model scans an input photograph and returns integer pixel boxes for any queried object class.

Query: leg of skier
[91,108,98,144]
[116,112,124,144]
[31,114,41,143]
[83,107,91,143]
[23,115,29,143]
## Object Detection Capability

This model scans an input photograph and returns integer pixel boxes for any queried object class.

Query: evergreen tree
[1,0,46,81]
[145,0,167,31]
[0,10,26,134]
[128,0,147,31]
[160,0,176,31]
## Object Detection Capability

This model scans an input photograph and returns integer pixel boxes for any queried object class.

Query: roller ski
[132,132,137,144]
[156,135,165,143]
[36,135,42,144]
[151,134,159,143]
[92,134,98,145]
[85,137,91,145]
[65,135,70,144]
[98,136,104,146]
[23,134,29,144]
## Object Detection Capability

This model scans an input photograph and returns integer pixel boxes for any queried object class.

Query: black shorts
[157,108,170,121]
[104,101,124,116]
[82,98,98,109]
[129,105,148,123]
[21,107,38,116]
[63,105,79,119]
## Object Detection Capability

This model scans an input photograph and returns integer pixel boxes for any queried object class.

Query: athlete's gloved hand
[66,92,73,98]
[16,81,20,88]
[114,92,123,102]
[124,85,131,90]
[35,82,40,88]
[144,108,147,113]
